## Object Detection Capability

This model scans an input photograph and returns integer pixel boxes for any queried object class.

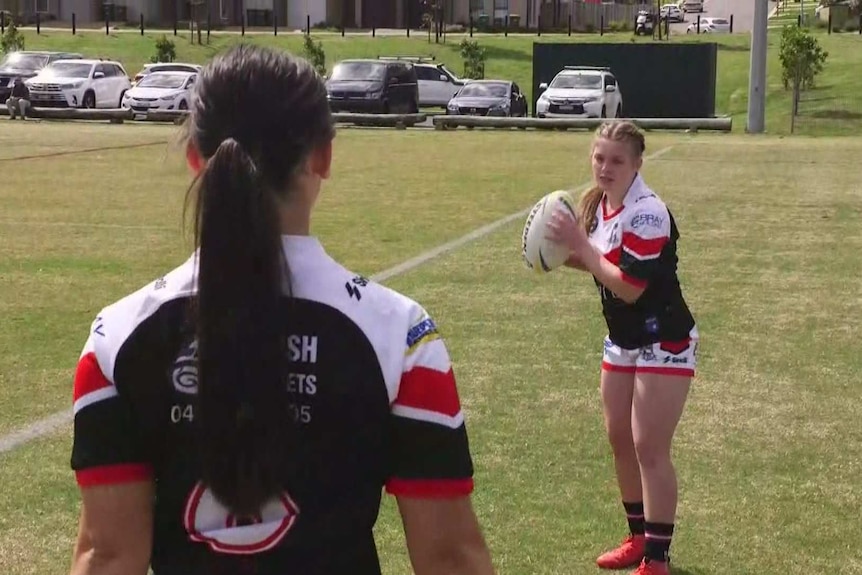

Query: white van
[683,0,704,12]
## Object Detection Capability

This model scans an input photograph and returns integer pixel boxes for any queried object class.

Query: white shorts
[602,326,699,378]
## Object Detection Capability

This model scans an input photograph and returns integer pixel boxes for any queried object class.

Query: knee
[633,435,671,470]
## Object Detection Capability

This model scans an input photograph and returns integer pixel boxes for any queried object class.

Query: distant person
[546,121,698,575]
[68,43,496,575]
[6,77,30,120]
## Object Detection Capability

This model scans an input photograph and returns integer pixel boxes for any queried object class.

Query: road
[667,0,777,35]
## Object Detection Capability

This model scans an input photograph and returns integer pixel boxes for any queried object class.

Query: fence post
[469,15,473,37]
[537,6,541,36]
[105,13,109,35]
[697,14,700,33]
[0,11,4,34]
[505,14,508,36]
[568,13,571,36]
[140,12,144,35]
[273,6,277,35]
[173,7,177,35]
[72,12,76,34]
[206,8,210,42]
[729,13,733,33]
[306,13,310,34]
[36,11,40,33]
[827,11,831,33]
[600,13,604,35]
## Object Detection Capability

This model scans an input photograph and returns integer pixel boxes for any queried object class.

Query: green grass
[11,27,862,136]
[1,124,861,575]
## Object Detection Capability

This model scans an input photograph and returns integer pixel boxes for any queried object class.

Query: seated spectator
[6,78,30,120]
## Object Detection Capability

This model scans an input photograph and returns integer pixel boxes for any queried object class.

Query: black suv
[325,59,419,114]
[0,51,83,101]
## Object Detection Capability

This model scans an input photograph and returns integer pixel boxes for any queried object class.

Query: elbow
[71,547,149,575]
[423,538,494,575]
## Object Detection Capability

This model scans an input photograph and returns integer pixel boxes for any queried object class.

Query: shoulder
[625,183,670,237]
[85,254,197,383]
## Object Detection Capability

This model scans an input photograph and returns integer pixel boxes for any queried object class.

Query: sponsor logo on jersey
[172,340,199,395]
[630,213,664,230]
[407,317,439,353]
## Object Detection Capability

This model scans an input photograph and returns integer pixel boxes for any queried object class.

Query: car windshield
[458,83,509,98]
[550,73,602,89]
[0,53,48,70]
[138,74,187,89]
[44,62,91,78]
[329,62,386,81]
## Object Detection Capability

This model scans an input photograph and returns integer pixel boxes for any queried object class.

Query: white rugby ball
[521,190,577,273]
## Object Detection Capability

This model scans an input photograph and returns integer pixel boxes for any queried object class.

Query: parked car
[26,59,131,108]
[122,71,197,116]
[535,66,623,119]
[445,80,528,117]
[687,16,731,33]
[0,51,83,102]
[378,56,465,108]
[132,62,203,86]
[325,59,418,114]
[660,4,684,22]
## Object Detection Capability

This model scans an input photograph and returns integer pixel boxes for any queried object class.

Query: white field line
[0,144,675,455]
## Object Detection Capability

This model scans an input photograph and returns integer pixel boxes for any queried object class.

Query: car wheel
[82,91,96,109]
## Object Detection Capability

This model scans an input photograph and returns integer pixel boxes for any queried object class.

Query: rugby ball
[521,190,577,273]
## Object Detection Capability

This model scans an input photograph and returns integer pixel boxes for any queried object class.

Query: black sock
[644,521,674,563]
[623,501,645,536]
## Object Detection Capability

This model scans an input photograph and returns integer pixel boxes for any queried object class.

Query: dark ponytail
[192,138,291,516]
[183,43,335,516]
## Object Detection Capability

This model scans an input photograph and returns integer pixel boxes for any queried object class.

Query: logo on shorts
[641,348,657,362]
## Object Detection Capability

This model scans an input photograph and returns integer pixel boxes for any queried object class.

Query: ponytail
[191,137,293,516]
[578,186,603,235]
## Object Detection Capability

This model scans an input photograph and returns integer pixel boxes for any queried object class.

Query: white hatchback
[122,71,197,116]
[687,17,731,33]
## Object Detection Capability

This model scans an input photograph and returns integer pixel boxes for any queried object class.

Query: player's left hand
[546,207,591,257]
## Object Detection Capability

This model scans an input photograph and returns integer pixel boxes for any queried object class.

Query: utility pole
[746,0,769,133]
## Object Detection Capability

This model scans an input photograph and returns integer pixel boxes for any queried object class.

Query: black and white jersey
[588,174,695,349]
[70,236,474,575]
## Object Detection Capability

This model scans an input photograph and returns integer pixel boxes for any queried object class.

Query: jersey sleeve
[385,310,475,499]
[617,205,671,287]
[70,317,153,488]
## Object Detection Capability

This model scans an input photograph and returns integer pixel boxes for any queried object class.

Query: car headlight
[447,102,458,110]
[365,91,382,99]
[59,81,83,89]
[160,93,178,101]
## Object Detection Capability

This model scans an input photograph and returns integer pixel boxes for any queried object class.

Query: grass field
[1,122,861,574]
[10,25,862,136]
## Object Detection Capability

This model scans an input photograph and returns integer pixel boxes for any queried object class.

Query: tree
[779,24,828,92]
[301,34,326,77]
[1,17,25,53]
[459,39,485,80]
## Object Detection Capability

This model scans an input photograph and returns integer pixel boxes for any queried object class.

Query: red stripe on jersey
[394,367,461,418]
[601,250,647,288]
[621,273,647,289]
[75,463,153,487]
[385,478,474,498]
[622,232,668,259]
[73,352,112,402]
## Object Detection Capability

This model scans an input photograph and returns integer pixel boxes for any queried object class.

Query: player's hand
[546,207,591,257]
